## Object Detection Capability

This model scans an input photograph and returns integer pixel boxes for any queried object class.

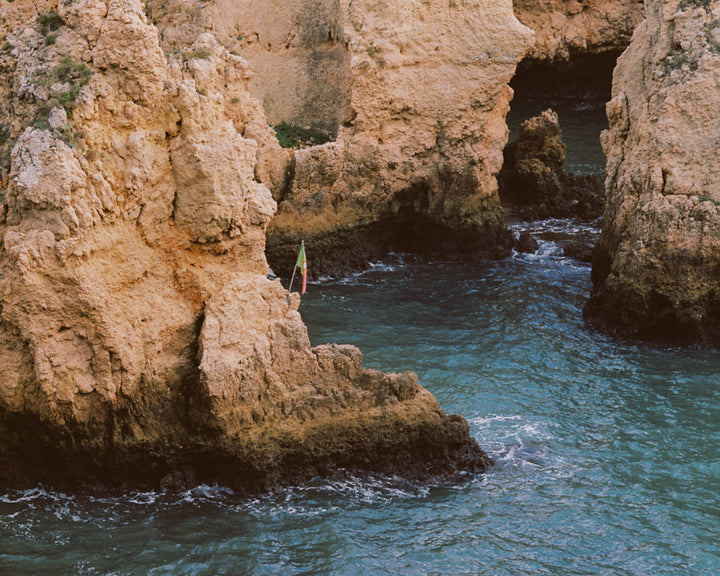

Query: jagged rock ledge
[1,343,490,493]
[0,0,489,492]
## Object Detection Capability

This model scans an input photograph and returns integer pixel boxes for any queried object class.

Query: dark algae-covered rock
[516,231,540,254]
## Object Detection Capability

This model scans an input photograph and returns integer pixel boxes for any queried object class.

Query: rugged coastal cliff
[586,0,720,344]
[265,0,535,276]
[124,0,536,277]
[0,0,490,491]
[509,0,643,100]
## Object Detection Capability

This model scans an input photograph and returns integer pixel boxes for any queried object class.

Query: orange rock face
[0,0,489,490]
[264,0,536,275]
[513,0,643,62]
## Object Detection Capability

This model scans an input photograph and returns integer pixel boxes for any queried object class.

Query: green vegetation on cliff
[273,121,333,149]
[32,56,92,137]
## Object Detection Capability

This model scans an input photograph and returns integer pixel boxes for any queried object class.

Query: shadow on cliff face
[510,51,622,101]
[584,238,720,346]
[267,215,514,282]
[266,175,514,281]
[584,283,720,347]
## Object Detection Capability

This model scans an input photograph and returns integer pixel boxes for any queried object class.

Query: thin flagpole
[289,264,297,293]
[288,241,304,293]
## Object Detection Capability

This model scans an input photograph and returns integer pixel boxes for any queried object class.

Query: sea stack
[0,0,491,491]
[585,0,720,344]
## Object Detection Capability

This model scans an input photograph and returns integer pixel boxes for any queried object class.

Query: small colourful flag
[295,241,307,294]
[288,241,308,295]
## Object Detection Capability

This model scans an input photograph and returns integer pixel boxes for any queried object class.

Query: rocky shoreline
[2,0,712,494]
[2,372,490,493]
[0,0,497,493]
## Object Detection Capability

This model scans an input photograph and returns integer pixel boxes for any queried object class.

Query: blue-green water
[2,220,720,575]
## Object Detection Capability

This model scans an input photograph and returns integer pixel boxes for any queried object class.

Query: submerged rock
[563,241,594,263]
[499,109,605,221]
[0,0,490,491]
[516,231,540,254]
[585,0,720,344]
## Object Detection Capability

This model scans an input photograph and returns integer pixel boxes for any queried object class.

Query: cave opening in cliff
[500,51,621,220]
[507,51,620,173]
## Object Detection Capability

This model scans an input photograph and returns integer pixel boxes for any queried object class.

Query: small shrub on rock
[273,121,333,149]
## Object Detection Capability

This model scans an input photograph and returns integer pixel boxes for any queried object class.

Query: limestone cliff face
[146,0,350,135]
[585,0,720,344]
[0,0,489,490]
[134,0,535,276]
[267,0,535,276]
[513,0,644,62]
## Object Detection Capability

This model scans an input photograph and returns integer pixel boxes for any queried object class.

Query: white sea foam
[366,260,400,273]
[571,101,604,112]
[0,486,52,504]
[511,238,564,262]
[311,254,410,287]
[508,218,600,271]
[469,413,563,474]
[234,472,436,519]
[127,491,159,505]
[509,217,601,237]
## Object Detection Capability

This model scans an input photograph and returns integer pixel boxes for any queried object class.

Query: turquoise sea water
[2,221,720,575]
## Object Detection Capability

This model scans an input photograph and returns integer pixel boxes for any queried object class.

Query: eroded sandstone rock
[509,0,644,101]
[132,0,538,276]
[0,0,489,490]
[585,0,720,344]
[513,0,644,63]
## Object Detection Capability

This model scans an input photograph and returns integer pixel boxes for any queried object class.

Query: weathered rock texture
[146,0,350,135]
[585,0,720,344]
[499,109,604,221]
[513,0,644,62]
[266,0,536,277]
[139,0,538,277]
[0,0,490,491]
